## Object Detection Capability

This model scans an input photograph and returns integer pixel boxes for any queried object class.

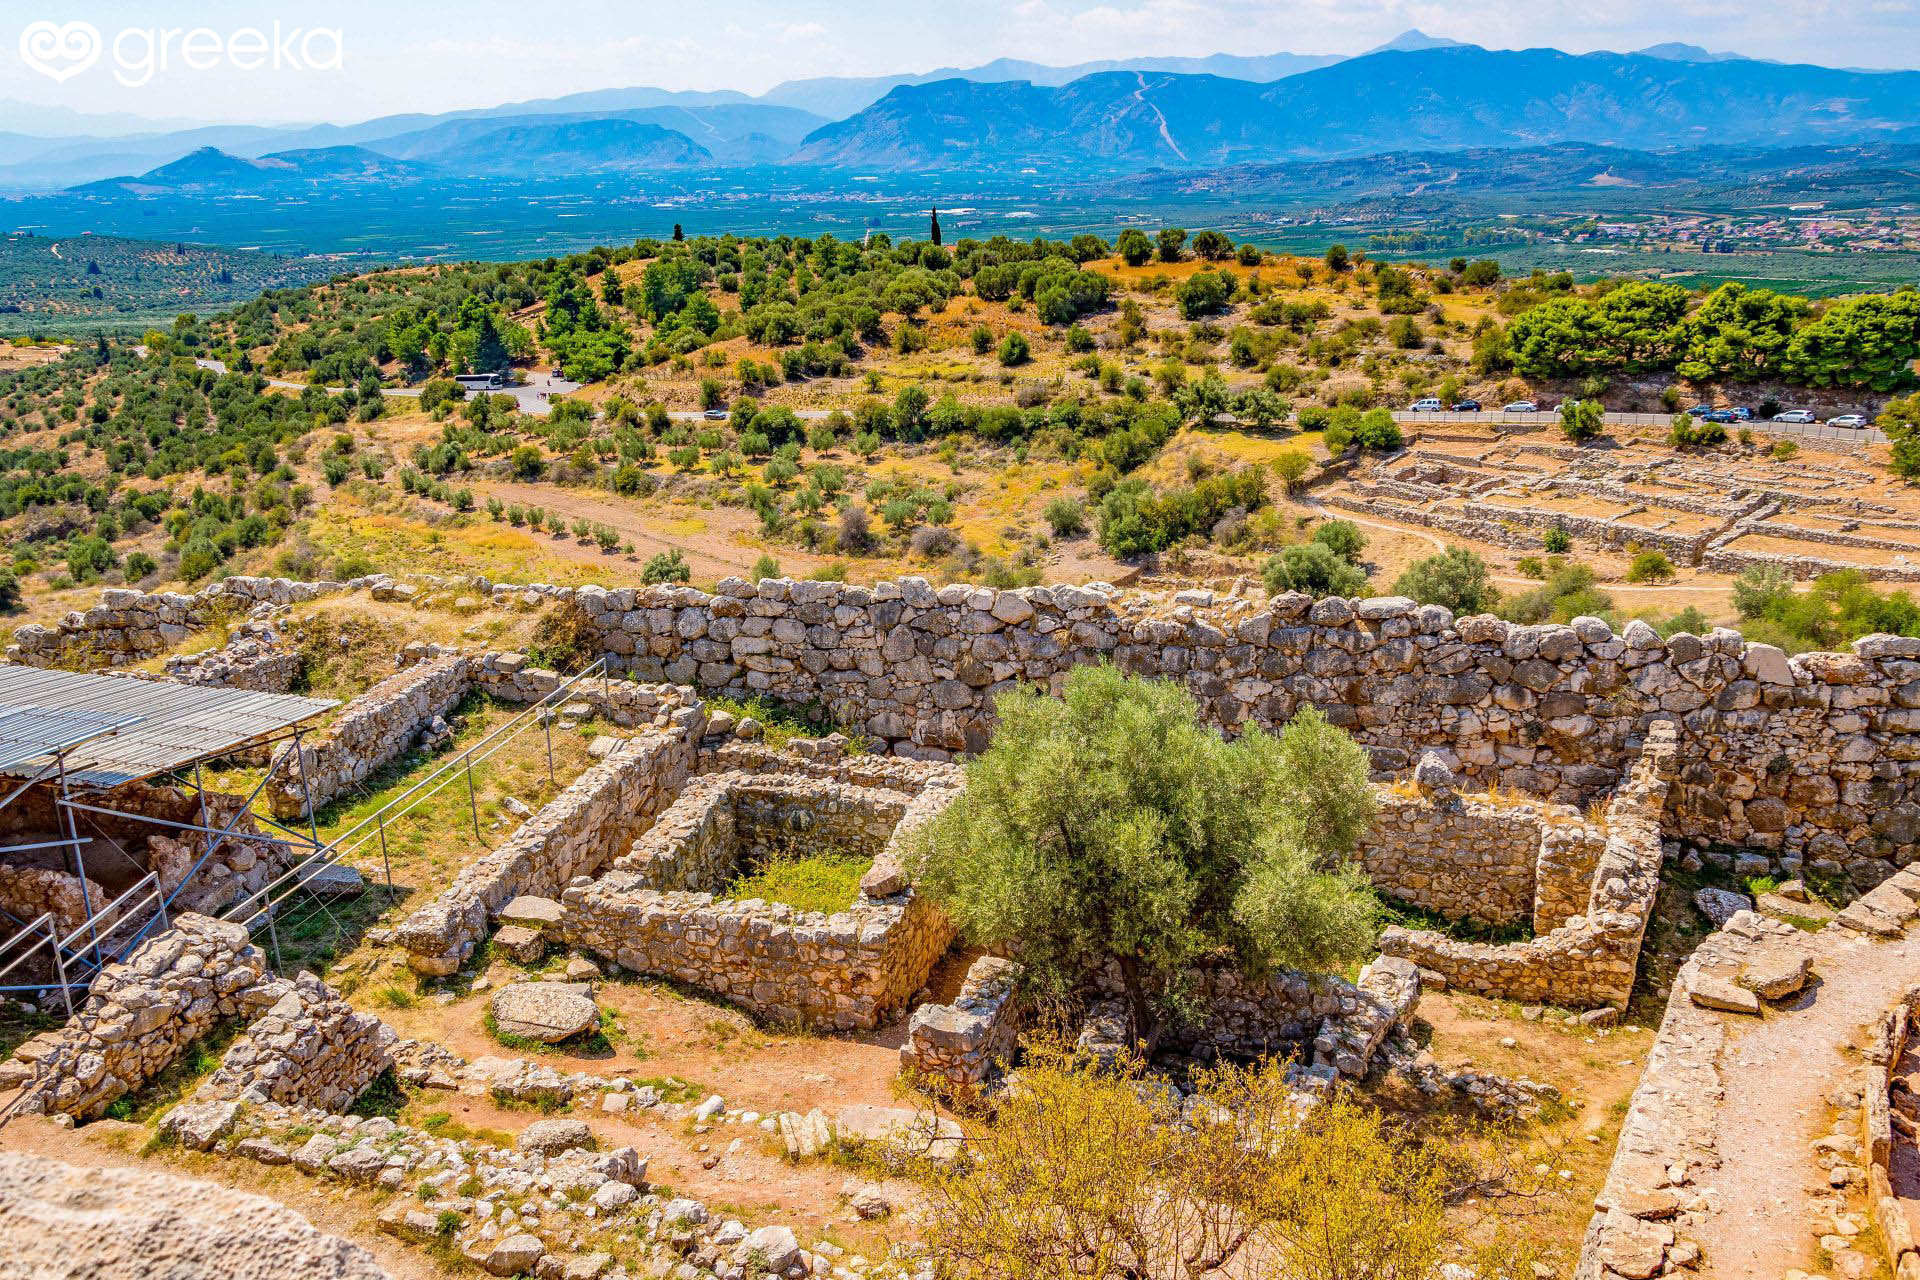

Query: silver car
[1771,409,1816,424]
[1828,414,1869,429]
[1503,400,1540,413]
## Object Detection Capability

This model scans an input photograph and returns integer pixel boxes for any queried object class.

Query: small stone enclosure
[559,760,961,1030]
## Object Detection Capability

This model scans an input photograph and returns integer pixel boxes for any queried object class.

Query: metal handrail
[0,913,76,1017]
[55,871,161,957]
[222,657,611,936]
[328,656,609,859]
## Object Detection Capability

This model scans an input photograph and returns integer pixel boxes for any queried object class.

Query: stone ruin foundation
[558,759,963,1031]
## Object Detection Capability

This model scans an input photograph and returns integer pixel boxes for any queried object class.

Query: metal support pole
[56,755,99,960]
[465,753,481,842]
[377,811,393,894]
[52,934,72,1018]
[265,909,281,971]
[295,729,321,851]
[543,712,555,785]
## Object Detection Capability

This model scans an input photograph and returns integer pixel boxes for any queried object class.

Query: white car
[1771,409,1817,424]
[1503,400,1540,413]
[1828,414,1869,429]
[1408,397,1443,412]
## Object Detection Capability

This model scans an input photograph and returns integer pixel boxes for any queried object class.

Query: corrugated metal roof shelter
[0,666,336,790]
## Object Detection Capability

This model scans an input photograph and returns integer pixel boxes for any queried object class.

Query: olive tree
[908,665,1380,1046]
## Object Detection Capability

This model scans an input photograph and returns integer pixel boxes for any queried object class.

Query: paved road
[1386,407,1887,445]
[190,358,580,418]
[180,358,1885,442]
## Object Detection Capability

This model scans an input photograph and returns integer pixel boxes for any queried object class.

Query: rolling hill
[73,146,432,195]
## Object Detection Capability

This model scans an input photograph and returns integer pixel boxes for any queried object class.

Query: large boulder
[0,1151,390,1279]
[517,1117,594,1156]
[489,982,598,1044]
[1693,887,1752,928]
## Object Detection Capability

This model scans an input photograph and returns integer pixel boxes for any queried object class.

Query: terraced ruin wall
[394,707,705,975]
[565,577,1920,887]
[22,575,1920,887]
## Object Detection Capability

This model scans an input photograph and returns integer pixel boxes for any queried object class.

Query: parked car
[1503,401,1540,413]
[1828,414,1869,429]
[1726,406,1753,421]
[1704,409,1738,424]
[1686,404,1714,418]
[1408,397,1444,412]
[1450,399,1482,412]
[702,407,728,420]
[1771,409,1817,424]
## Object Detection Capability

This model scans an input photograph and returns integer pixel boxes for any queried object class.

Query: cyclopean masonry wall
[556,763,963,1030]
[1378,721,1678,1011]
[7,577,349,670]
[193,969,398,1113]
[553,578,1920,887]
[261,653,473,819]
[1,912,271,1119]
[23,574,1920,887]
[395,704,706,976]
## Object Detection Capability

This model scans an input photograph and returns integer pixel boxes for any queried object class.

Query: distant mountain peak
[1636,41,1745,62]
[1366,30,1469,54]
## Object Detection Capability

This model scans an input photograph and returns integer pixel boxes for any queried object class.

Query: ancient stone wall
[395,707,704,975]
[1357,790,1549,928]
[0,862,108,933]
[194,970,397,1113]
[23,574,1920,889]
[2,913,271,1119]
[902,956,1024,1092]
[559,577,1920,888]
[6,576,348,669]
[262,653,472,819]
[161,621,303,693]
[560,882,952,1031]
[1378,721,1678,1010]
[559,767,960,1030]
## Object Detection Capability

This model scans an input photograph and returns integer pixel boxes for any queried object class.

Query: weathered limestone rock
[489,983,598,1043]
[1694,886,1753,927]
[0,1151,390,1280]
[1690,974,1762,1015]
[516,1116,594,1155]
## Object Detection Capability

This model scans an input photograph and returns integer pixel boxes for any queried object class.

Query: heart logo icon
[19,20,102,83]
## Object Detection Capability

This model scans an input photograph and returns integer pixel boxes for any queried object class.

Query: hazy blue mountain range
[7,37,1920,201]
[791,47,1920,169]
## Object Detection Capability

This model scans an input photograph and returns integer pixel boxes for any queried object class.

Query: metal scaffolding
[0,667,336,1010]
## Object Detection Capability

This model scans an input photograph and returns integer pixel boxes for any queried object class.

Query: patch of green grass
[103,1019,243,1125]
[723,850,871,917]
[1377,898,1533,946]
[347,1068,409,1120]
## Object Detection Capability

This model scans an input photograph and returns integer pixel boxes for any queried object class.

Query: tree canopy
[908,665,1381,1044]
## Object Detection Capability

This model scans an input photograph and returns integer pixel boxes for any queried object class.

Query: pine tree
[930,207,941,247]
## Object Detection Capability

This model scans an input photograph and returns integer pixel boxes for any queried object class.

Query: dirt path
[471,479,828,582]
[1303,501,1736,597]
[1695,928,1920,1278]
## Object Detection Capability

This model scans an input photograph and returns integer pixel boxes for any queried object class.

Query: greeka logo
[18,20,101,82]
[18,17,343,87]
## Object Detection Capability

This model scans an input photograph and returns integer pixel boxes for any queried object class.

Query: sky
[2,0,1917,127]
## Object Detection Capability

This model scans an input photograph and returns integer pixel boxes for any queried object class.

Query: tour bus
[454,371,508,393]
